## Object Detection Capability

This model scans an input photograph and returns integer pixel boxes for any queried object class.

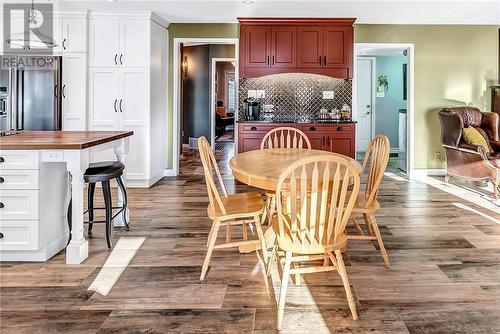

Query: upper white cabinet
[89,17,150,68]
[61,17,87,53]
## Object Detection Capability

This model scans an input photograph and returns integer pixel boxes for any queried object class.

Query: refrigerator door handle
[18,69,24,130]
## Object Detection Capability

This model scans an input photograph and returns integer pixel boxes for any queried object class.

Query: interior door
[271,26,296,67]
[120,68,149,179]
[356,57,373,152]
[243,26,271,68]
[89,19,120,67]
[296,27,323,68]
[120,20,150,68]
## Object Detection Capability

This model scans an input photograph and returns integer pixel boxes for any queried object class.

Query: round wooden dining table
[229,148,362,192]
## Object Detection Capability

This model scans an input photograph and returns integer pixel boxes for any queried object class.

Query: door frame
[211,57,236,149]
[354,56,377,151]
[172,38,239,176]
[352,42,415,178]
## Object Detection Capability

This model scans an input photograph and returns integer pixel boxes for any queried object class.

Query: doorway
[172,38,239,176]
[353,43,414,176]
[212,58,236,153]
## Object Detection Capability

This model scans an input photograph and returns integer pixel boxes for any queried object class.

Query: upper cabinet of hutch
[239,18,355,79]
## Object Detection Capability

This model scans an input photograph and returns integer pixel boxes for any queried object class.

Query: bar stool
[67,161,129,248]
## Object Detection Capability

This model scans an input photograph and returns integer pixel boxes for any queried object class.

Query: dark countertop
[237,120,357,124]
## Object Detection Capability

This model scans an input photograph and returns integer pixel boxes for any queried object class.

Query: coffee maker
[243,97,261,121]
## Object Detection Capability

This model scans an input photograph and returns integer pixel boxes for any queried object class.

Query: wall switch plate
[247,90,257,98]
[323,91,334,99]
[256,90,266,98]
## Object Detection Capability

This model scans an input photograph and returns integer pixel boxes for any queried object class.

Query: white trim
[353,43,415,179]
[172,38,239,176]
[164,168,176,177]
[211,57,236,150]
[410,169,447,179]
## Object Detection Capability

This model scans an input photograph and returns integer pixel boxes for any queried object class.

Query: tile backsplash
[239,73,352,122]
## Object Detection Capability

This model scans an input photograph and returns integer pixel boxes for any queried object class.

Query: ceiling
[55,0,500,25]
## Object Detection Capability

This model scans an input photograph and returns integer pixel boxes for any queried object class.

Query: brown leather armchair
[439,106,500,198]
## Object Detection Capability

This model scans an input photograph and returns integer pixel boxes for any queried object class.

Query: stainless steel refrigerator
[0,55,62,132]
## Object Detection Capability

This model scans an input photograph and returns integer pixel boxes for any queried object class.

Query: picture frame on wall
[403,63,408,101]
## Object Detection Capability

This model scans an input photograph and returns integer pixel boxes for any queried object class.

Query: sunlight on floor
[384,171,409,182]
[453,202,500,225]
[88,237,145,296]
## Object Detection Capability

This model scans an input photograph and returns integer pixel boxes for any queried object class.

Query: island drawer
[0,221,39,251]
[0,151,39,170]
[0,170,39,190]
[0,190,39,220]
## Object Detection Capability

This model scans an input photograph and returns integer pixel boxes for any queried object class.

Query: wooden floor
[3,147,500,333]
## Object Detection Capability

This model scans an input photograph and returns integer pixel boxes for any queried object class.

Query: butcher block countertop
[0,131,134,150]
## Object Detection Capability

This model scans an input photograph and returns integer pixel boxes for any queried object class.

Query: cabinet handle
[322,136,325,146]
[120,54,123,65]
[309,127,316,131]
[327,136,330,146]
[267,56,270,66]
[250,126,257,131]
[62,85,66,98]
[272,55,275,66]
[318,56,322,66]
[0,202,4,209]
[337,126,343,131]
[114,54,118,65]
[62,38,67,50]
[114,99,118,113]
[54,85,58,98]
[0,177,4,183]
[0,232,3,239]
[0,157,4,163]
[323,56,326,66]
[119,99,123,113]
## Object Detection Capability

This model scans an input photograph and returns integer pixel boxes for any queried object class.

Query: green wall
[167,24,239,168]
[166,23,499,170]
[355,25,499,169]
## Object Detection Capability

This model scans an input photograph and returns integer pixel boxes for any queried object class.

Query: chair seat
[85,161,125,183]
[351,195,380,214]
[207,191,264,219]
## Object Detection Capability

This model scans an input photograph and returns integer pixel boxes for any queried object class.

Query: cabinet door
[62,18,87,53]
[307,132,326,151]
[297,27,323,68]
[120,69,149,179]
[243,26,271,68]
[330,137,354,157]
[62,54,87,130]
[271,26,296,68]
[323,26,351,68]
[238,133,266,153]
[120,20,150,68]
[89,19,120,67]
[89,68,119,131]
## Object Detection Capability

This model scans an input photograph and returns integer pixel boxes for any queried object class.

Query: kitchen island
[0,131,133,264]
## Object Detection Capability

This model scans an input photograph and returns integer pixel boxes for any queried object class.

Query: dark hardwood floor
[2,147,500,333]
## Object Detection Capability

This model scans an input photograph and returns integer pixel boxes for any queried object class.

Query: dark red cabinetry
[239,18,355,79]
[238,122,356,158]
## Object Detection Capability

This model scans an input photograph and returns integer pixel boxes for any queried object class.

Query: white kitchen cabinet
[88,14,168,187]
[89,19,120,67]
[62,54,87,131]
[61,17,87,53]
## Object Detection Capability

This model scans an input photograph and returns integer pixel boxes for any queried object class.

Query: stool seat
[85,161,125,183]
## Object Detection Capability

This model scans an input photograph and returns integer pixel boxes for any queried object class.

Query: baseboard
[410,168,447,179]
[0,234,67,262]
[163,168,176,177]
[127,172,164,188]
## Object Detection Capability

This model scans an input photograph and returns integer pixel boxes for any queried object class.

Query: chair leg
[254,215,268,265]
[268,195,276,225]
[66,198,72,246]
[116,176,129,230]
[367,214,390,268]
[200,220,220,280]
[87,182,95,234]
[102,180,113,249]
[351,217,364,236]
[444,174,451,183]
[334,250,358,320]
[293,261,301,285]
[266,242,277,277]
[276,251,292,330]
[363,213,374,236]
[242,221,248,241]
[261,197,270,225]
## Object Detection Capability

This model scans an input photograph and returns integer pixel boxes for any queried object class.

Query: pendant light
[5,0,58,49]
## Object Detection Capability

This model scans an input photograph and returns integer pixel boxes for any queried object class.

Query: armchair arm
[481,112,499,141]
[490,140,500,152]
[443,144,481,155]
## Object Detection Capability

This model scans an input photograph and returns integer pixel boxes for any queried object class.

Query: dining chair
[198,136,268,280]
[270,155,361,329]
[347,135,391,267]
[260,127,312,225]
